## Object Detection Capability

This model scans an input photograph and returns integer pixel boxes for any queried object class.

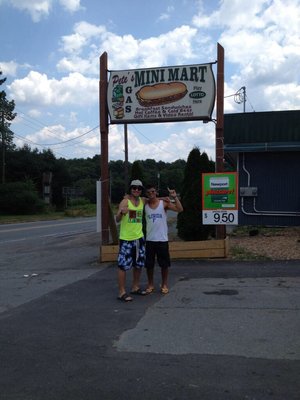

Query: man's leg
[132,267,142,291]
[118,268,127,297]
[117,240,133,301]
[157,242,170,293]
[146,268,155,292]
[131,238,146,294]
[161,267,169,291]
[145,241,155,292]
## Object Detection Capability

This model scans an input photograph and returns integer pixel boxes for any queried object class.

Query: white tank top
[145,200,168,241]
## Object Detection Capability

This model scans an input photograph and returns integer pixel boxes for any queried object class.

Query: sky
[1,0,300,163]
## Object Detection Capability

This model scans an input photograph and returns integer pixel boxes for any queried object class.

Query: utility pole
[215,43,225,240]
[242,86,246,112]
[124,124,129,192]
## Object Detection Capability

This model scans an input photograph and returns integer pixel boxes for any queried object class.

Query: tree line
[0,142,191,206]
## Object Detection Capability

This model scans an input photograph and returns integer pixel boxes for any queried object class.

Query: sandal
[161,287,169,294]
[130,288,147,296]
[145,287,155,294]
[118,293,133,302]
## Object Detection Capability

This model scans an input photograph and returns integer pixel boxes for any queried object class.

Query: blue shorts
[118,237,145,271]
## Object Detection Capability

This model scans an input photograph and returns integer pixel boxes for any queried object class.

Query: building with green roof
[224,110,300,226]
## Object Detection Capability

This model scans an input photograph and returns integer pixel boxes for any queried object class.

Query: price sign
[203,210,238,225]
[202,172,238,225]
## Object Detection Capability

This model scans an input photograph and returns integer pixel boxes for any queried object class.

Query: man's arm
[116,198,128,222]
[164,188,183,213]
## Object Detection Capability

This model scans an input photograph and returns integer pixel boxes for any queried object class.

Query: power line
[36,125,99,146]
[131,124,180,158]
[14,107,99,145]
[13,133,67,158]
[15,108,71,141]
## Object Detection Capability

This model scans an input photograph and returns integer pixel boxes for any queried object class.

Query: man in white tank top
[144,184,183,294]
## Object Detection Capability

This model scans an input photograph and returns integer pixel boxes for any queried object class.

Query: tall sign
[107,64,215,124]
[99,44,225,250]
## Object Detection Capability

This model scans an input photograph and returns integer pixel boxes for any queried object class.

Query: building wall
[238,151,300,226]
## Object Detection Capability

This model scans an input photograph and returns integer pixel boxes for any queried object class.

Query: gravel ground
[168,217,300,261]
[228,226,300,260]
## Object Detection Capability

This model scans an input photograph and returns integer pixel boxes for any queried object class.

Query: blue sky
[1,0,300,162]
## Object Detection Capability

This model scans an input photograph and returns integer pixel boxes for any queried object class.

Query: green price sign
[202,172,238,210]
[202,172,238,225]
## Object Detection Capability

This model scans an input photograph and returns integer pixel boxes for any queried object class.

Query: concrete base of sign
[100,237,229,263]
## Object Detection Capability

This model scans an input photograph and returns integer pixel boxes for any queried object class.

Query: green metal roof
[224,110,300,152]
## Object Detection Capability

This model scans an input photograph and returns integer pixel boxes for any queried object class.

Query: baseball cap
[130,179,143,187]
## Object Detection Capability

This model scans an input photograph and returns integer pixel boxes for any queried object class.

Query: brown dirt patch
[228,227,300,260]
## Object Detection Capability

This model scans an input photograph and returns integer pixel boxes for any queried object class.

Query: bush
[177,147,215,241]
[64,203,96,217]
[0,181,45,214]
[68,197,90,207]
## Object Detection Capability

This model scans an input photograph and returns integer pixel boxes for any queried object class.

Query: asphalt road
[0,217,101,313]
[0,219,299,399]
[0,217,97,243]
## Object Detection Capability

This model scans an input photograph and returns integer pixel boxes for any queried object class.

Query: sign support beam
[215,43,226,239]
[100,52,109,244]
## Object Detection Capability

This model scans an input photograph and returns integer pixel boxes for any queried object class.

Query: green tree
[129,160,144,185]
[0,180,45,215]
[0,71,17,183]
[177,147,214,241]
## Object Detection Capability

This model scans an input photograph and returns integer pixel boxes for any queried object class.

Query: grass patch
[0,212,66,224]
[0,204,96,224]
[64,203,96,217]
[230,225,284,237]
[230,245,271,261]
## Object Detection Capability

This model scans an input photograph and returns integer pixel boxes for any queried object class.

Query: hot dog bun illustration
[136,82,188,107]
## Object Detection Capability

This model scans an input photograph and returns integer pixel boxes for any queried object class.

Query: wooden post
[124,123,129,193]
[215,43,225,239]
[99,52,109,244]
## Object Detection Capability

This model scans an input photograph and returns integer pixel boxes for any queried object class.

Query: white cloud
[59,0,81,12]
[264,83,300,110]
[192,0,300,112]
[57,23,199,74]
[28,109,42,118]
[8,0,52,22]
[157,5,174,21]
[8,71,98,107]
[60,21,106,54]
[0,61,19,76]
[108,122,216,163]
[5,0,82,21]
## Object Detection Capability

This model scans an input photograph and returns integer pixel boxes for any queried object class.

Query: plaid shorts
[118,237,145,271]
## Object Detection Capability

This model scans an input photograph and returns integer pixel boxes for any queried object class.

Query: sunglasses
[131,186,142,191]
[146,190,156,194]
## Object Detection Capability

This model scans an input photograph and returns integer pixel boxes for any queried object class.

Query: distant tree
[110,160,126,202]
[141,159,158,187]
[177,147,215,241]
[0,180,45,215]
[0,71,17,183]
[129,160,144,186]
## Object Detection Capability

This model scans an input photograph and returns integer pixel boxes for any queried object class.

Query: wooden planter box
[100,237,228,262]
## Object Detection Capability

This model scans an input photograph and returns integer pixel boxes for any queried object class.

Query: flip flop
[130,288,147,296]
[118,293,133,302]
[161,287,169,294]
[145,287,155,294]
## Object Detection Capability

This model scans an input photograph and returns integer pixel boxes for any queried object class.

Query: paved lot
[0,234,300,399]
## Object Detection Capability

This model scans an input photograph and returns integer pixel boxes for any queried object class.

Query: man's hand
[167,187,177,199]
